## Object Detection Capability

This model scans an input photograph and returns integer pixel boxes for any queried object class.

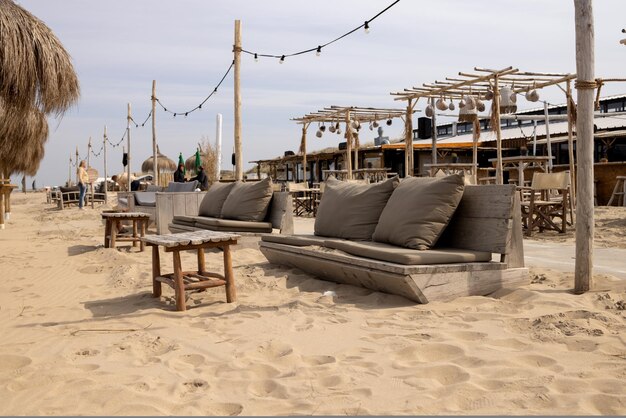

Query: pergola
[291,106,412,180]
[391,66,577,189]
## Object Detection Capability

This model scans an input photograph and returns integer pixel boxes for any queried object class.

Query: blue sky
[14,0,626,187]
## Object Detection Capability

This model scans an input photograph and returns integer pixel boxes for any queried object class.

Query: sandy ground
[0,192,625,415]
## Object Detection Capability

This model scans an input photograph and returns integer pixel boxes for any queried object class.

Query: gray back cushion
[165,181,198,192]
[220,177,274,221]
[314,176,399,240]
[198,182,236,217]
[372,174,465,250]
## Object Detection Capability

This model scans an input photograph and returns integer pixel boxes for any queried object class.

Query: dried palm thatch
[0,101,48,176]
[197,138,218,184]
[0,0,80,114]
[141,146,176,173]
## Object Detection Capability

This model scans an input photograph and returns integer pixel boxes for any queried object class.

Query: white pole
[532,120,538,156]
[152,80,158,186]
[126,103,132,191]
[544,101,553,171]
[215,113,223,181]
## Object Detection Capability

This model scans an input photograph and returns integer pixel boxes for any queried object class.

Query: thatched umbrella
[0,101,48,176]
[141,146,176,174]
[0,0,80,114]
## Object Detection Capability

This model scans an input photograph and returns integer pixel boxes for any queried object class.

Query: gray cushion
[165,181,198,192]
[172,215,196,227]
[133,192,156,206]
[261,234,337,247]
[145,185,162,192]
[324,239,491,265]
[372,174,465,250]
[314,176,399,240]
[220,177,273,222]
[198,182,235,217]
[194,216,273,233]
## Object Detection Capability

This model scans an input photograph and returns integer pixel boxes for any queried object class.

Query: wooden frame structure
[291,106,411,180]
[391,67,576,190]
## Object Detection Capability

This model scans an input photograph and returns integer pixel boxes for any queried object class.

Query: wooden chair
[518,171,571,236]
[286,182,311,216]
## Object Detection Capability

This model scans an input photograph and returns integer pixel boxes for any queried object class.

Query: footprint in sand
[302,355,336,366]
[74,348,100,357]
[515,353,558,368]
[205,402,243,416]
[583,394,626,415]
[247,379,288,399]
[0,354,32,373]
[182,379,210,394]
[393,343,465,366]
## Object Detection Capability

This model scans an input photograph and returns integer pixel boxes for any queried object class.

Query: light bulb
[364,21,370,34]
[279,55,285,64]
[254,53,258,62]
[316,46,321,57]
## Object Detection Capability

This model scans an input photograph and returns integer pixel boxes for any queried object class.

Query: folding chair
[518,171,572,236]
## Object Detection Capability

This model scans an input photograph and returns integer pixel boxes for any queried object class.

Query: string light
[364,21,370,34]
[316,46,321,56]
[254,53,259,62]
[279,55,285,64]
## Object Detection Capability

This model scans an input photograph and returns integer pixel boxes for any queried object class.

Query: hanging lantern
[475,97,486,112]
[484,89,494,101]
[458,96,467,108]
[458,101,478,123]
[319,123,326,132]
[448,100,456,111]
[499,86,517,113]
[386,119,392,126]
[425,104,434,117]
[372,120,379,128]
[328,124,336,133]
[316,130,323,138]
[465,95,476,110]
[525,89,540,102]
[336,126,342,135]
[369,121,374,131]
[436,97,448,111]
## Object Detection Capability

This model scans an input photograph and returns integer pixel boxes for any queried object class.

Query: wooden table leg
[173,250,186,311]
[0,193,5,230]
[223,244,237,303]
[110,222,117,248]
[104,219,112,248]
[197,248,206,275]
[140,220,146,252]
[132,219,138,247]
[152,245,162,297]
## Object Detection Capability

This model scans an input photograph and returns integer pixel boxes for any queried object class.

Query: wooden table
[141,231,240,311]
[423,163,476,177]
[0,183,17,229]
[352,168,391,182]
[489,156,554,186]
[101,211,150,251]
[322,169,348,180]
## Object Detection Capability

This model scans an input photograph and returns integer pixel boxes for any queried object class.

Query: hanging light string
[129,110,153,128]
[106,129,127,148]
[155,60,235,117]
[242,0,401,63]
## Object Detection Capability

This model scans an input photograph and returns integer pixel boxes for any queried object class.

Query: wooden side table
[141,231,240,311]
[101,211,150,251]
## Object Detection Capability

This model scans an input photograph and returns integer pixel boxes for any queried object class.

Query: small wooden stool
[141,231,240,311]
[607,176,626,206]
[101,211,150,251]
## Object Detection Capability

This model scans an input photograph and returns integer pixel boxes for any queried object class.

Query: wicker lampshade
[458,101,478,122]
[499,86,517,113]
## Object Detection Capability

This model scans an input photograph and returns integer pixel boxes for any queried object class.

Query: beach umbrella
[177,152,185,174]
[0,101,48,176]
[141,146,176,173]
[0,0,79,114]
[194,149,201,174]
[185,150,204,174]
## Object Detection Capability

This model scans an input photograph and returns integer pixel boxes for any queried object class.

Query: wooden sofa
[168,191,294,235]
[259,184,528,303]
[58,186,80,209]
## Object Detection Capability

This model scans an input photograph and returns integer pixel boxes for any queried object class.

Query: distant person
[189,166,209,191]
[76,160,89,210]
[173,163,186,183]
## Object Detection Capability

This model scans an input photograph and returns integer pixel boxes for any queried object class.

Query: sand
[1,192,625,415]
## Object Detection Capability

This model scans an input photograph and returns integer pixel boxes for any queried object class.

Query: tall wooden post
[300,123,308,184]
[430,97,438,170]
[574,0,594,293]
[566,80,577,207]
[405,99,414,177]
[152,80,158,186]
[126,103,132,192]
[103,125,108,203]
[544,102,553,170]
[493,75,504,185]
[472,120,479,183]
[233,20,243,180]
[345,110,353,179]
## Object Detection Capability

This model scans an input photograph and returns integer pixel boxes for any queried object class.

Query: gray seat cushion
[372,174,465,250]
[194,216,273,233]
[134,191,156,206]
[172,215,197,227]
[198,182,236,217]
[165,181,199,192]
[261,234,336,247]
[314,176,399,240]
[323,239,491,265]
[221,177,273,222]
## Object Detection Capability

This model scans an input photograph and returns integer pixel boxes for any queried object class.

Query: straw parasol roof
[0,101,48,176]
[185,151,203,173]
[0,0,80,114]
[141,147,176,173]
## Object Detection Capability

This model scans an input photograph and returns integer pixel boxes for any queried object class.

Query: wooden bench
[259,184,528,303]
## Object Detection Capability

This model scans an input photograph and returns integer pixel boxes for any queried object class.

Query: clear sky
[13,0,626,187]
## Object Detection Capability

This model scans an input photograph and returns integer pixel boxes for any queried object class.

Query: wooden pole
[127,103,132,191]
[353,131,359,172]
[103,125,108,203]
[566,80,577,208]
[472,120,478,183]
[152,80,158,187]
[493,75,504,185]
[68,153,72,186]
[574,0,594,293]
[345,110,353,179]
[233,20,243,181]
[431,97,438,171]
[301,123,308,184]
[405,99,414,176]
[544,101,553,171]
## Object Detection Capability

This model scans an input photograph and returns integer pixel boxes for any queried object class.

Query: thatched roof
[141,148,176,173]
[0,0,80,114]
[0,101,48,176]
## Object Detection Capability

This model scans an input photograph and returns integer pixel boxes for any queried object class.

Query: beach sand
[1,192,625,415]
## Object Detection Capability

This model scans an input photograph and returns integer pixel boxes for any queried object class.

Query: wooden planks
[142,230,240,247]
